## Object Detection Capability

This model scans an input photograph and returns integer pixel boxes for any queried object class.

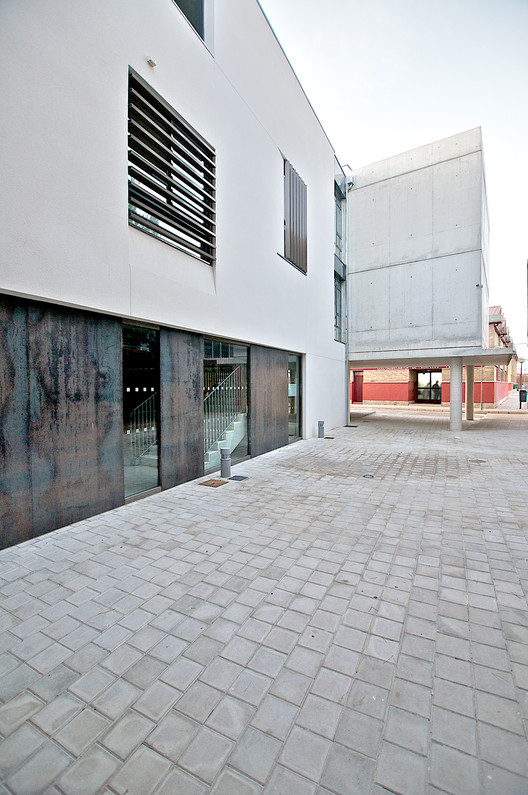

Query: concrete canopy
[348,346,513,370]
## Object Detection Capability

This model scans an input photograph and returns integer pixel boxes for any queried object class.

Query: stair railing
[203,366,243,454]
[130,393,157,464]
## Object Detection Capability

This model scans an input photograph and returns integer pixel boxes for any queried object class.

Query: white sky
[258,0,528,362]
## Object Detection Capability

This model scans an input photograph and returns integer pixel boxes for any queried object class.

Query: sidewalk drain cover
[229,475,248,481]
[362,474,375,479]
[200,479,227,488]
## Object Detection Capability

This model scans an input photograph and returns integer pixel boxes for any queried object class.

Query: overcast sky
[258,0,528,361]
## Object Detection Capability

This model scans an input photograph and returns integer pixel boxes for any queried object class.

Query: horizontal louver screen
[128,71,216,265]
[284,160,307,273]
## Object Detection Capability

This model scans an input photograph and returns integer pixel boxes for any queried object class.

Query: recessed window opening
[128,71,216,265]
[284,159,307,273]
[173,0,204,39]
[334,180,346,343]
[334,272,345,342]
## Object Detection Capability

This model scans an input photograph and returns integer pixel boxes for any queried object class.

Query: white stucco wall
[348,128,489,359]
[0,0,346,435]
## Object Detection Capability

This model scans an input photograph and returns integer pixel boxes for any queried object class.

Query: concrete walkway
[1,410,527,794]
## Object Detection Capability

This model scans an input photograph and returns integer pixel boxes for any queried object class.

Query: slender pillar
[466,365,475,421]
[347,363,352,424]
[450,358,463,431]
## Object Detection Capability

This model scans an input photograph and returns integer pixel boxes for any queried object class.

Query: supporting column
[466,365,475,421]
[450,358,463,432]
[347,362,352,424]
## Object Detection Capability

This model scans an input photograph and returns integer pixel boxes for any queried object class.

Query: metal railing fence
[130,393,157,464]
[203,366,244,454]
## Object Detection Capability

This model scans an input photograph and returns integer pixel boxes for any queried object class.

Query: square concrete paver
[1,412,528,793]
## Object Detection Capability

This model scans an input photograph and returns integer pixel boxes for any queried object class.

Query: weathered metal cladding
[0,297,33,548]
[0,296,123,548]
[160,328,204,489]
[249,345,289,457]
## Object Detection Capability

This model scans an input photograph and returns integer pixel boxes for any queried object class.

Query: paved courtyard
[1,409,527,794]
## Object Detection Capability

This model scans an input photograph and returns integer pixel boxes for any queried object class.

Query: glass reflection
[288,354,301,440]
[123,325,159,498]
[203,339,248,471]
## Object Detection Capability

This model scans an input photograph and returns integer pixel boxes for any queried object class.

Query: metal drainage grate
[229,475,248,481]
[200,479,227,488]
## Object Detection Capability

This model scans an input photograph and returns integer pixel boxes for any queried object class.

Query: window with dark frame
[284,159,307,273]
[128,71,216,265]
[172,0,205,39]
[334,272,345,342]
[334,180,346,342]
[334,181,345,260]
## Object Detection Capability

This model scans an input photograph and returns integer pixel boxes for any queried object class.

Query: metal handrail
[203,366,243,454]
[130,393,157,464]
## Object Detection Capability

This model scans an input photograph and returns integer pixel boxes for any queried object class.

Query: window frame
[334,181,346,260]
[334,180,347,343]
[283,159,307,274]
[334,269,346,343]
[172,0,205,40]
[128,69,216,266]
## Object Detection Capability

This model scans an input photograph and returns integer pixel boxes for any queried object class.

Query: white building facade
[0,0,347,546]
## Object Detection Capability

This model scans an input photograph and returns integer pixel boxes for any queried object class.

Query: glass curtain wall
[203,339,248,471]
[288,354,301,440]
[123,325,160,498]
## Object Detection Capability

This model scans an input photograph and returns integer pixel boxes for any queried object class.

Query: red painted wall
[363,382,411,402]
[442,383,466,402]
[363,379,511,407]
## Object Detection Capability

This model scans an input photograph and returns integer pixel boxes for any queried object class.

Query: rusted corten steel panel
[249,345,289,457]
[0,296,123,549]
[0,296,33,548]
[28,303,123,536]
[160,328,204,490]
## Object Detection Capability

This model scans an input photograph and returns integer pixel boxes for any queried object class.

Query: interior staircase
[204,412,247,470]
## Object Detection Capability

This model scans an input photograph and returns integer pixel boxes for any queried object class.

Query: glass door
[417,370,442,403]
[123,325,159,498]
[288,354,301,441]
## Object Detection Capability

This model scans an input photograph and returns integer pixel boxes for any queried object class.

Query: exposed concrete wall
[348,129,489,359]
